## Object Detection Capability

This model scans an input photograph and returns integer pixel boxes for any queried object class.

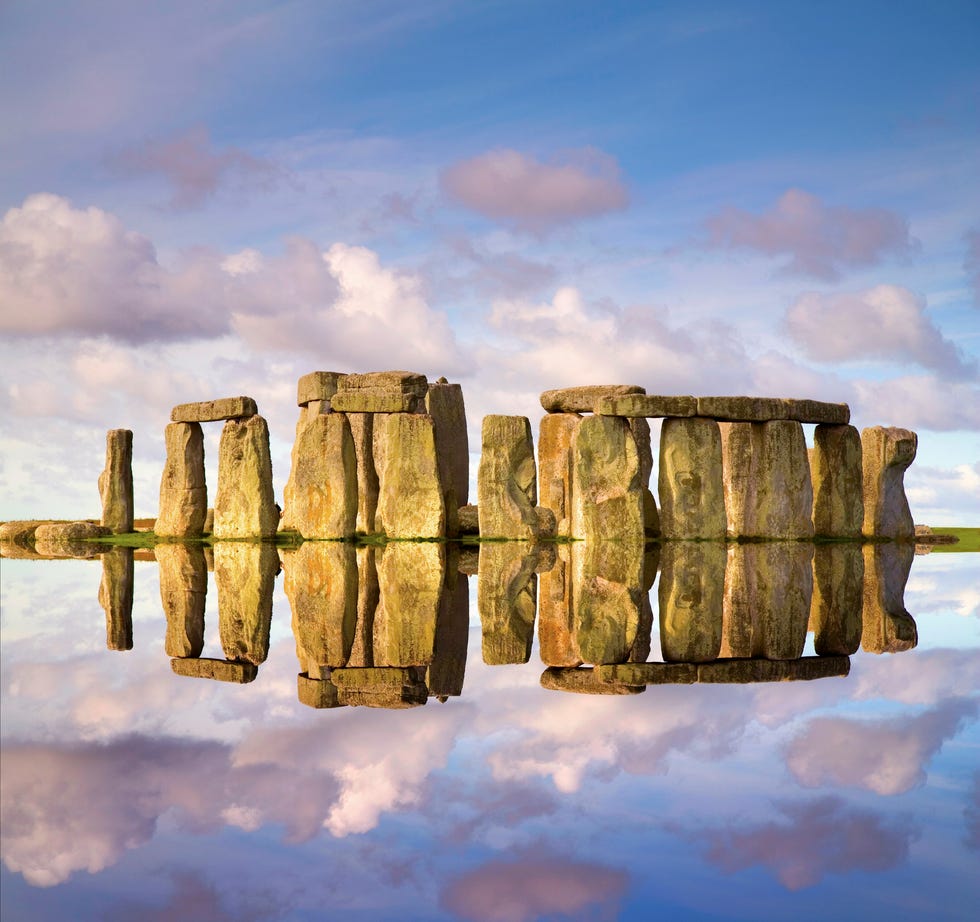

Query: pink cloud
[440,855,628,922]
[702,188,916,279]
[785,285,976,379]
[441,148,628,232]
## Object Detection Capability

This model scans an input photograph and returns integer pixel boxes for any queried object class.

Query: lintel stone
[340,371,428,394]
[171,657,258,683]
[540,384,645,414]
[595,394,697,418]
[297,371,346,406]
[695,396,785,421]
[171,396,257,422]
[331,390,423,413]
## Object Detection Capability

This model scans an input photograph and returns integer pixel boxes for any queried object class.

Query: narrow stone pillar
[99,429,133,534]
[426,379,469,514]
[478,415,540,540]
[427,552,470,699]
[571,415,645,543]
[658,418,726,539]
[720,422,755,538]
[157,422,207,537]
[537,543,578,667]
[348,545,380,667]
[213,415,278,539]
[811,424,863,537]
[862,426,917,538]
[538,414,582,537]
[158,543,207,657]
[99,546,134,650]
[478,542,539,664]
[348,413,379,534]
[283,542,357,676]
[214,542,278,665]
[659,541,725,662]
[810,544,863,656]
[287,413,357,539]
[861,543,917,653]
[376,413,446,538]
[630,417,661,537]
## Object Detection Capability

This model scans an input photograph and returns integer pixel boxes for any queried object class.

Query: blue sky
[1,0,978,522]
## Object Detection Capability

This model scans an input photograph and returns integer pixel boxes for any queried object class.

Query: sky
[1,0,978,524]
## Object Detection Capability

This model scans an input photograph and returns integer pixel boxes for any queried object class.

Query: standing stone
[99,429,133,534]
[427,558,470,699]
[426,380,469,510]
[811,424,863,537]
[630,418,660,537]
[158,543,207,657]
[862,543,917,653]
[478,542,540,664]
[287,413,357,539]
[478,415,539,540]
[810,544,864,656]
[659,541,725,662]
[348,413,380,534]
[157,422,207,537]
[538,414,582,537]
[862,426,917,539]
[280,402,327,533]
[658,418,726,539]
[283,542,357,676]
[373,542,443,667]
[348,546,380,667]
[571,415,645,542]
[719,422,755,538]
[214,542,278,665]
[538,544,579,667]
[213,415,278,539]
[376,413,445,538]
[99,546,134,651]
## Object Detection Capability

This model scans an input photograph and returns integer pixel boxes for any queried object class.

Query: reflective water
[1,539,977,920]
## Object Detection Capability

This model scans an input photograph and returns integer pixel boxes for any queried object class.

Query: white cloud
[852,375,980,432]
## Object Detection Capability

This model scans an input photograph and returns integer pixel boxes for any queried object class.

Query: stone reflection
[157,543,206,658]
[660,541,725,662]
[810,544,864,656]
[478,541,540,664]
[862,542,918,654]
[99,546,134,651]
[214,542,279,665]
[427,546,470,700]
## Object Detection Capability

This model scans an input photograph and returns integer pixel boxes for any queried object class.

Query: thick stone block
[658,418,726,539]
[330,390,424,413]
[340,371,428,394]
[157,543,207,657]
[540,667,645,695]
[659,541,725,662]
[478,542,539,664]
[862,543,917,653]
[297,674,343,709]
[540,384,645,414]
[171,657,257,683]
[426,380,469,511]
[783,399,850,425]
[478,415,539,540]
[376,413,445,538]
[214,542,278,665]
[213,415,278,538]
[595,394,697,418]
[537,544,579,667]
[861,426,917,538]
[810,544,864,656]
[594,663,698,685]
[427,563,469,699]
[171,396,257,422]
[537,413,581,536]
[811,424,863,537]
[157,422,207,537]
[99,429,133,534]
[696,396,785,421]
[696,656,849,683]
[333,666,428,708]
[33,521,111,558]
[297,370,346,406]
[99,546,134,651]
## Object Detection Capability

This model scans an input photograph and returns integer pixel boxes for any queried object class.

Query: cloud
[701,188,916,279]
[966,774,980,851]
[785,285,975,378]
[111,125,275,209]
[786,698,979,795]
[441,148,628,233]
[440,855,628,922]
[966,229,980,308]
[692,797,917,890]
[851,375,980,432]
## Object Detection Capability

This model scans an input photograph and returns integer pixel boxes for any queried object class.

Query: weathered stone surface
[783,399,849,425]
[810,544,864,656]
[478,542,539,664]
[426,381,469,511]
[697,396,784,421]
[720,421,812,538]
[157,543,206,657]
[171,396,257,422]
[376,413,445,538]
[373,542,443,666]
[203,508,214,535]
[862,542,917,653]
[283,542,357,675]
[457,504,480,535]
[629,417,660,537]
[595,394,697,418]
[537,544,579,666]
[213,415,278,538]
[214,542,278,665]
[862,426,917,538]
[344,412,379,534]
[341,371,428,394]
[171,657,258,683]
[297,371,346,406]
[595,663,698,685]
[0,520,44,551]
[658,418,726,539]
[286,413,358,539]
[478,415,539,540]
[541,384,645,414]
[537,414,581,536]
[722,543,813,660]
[348,546,380,667]
[33,521,111,558]
[99,547,134,650]
[156,422,207,537]
[571,415,645,542]
[280,404,322,532]
[811,424,863,537]
[540,667,645,695]
[333,666,428,708]
[330,390,423,413]
[297,674,344,709]
[697,656,849,683]
[427,563,469,698]
[99,429,133,534]
[659,541,725,662]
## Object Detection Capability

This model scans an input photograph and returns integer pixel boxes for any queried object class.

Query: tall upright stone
[157,422,207,537]
[349,546,380,667]
[213,415,278,539]
[659,541,725,662]
[99,429,133,534]
[99,546,134,651]
[426,380,469,514]
[538,413,582,537]
[658,418,726,539]
[287,413,357,539]
[376,413,445,538]
[810,544,863,656]
[630,417,660,536]
[348,413,379,534]
[373,542,443,667]
[427,554,470,699]
[478,542,540,665]
[478,415,539,540]
[157,543,207,658]
[811,424,863,537]
[538,543,579,666]
[214,542,278,665]
[571,415,644,542]
[862,426,917,539]
[862,543,917,653]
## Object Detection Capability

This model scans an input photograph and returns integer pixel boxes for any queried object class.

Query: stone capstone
[297,371,346,407]
[594,394,697,418]
[99,429,133,534]
[540,667,646,695]
[171,657,258,683]
[156,422,207,537]
[171,396,257,422]
[540,384,645,414]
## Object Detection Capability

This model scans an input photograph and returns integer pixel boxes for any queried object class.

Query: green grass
[929,527,980,553]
